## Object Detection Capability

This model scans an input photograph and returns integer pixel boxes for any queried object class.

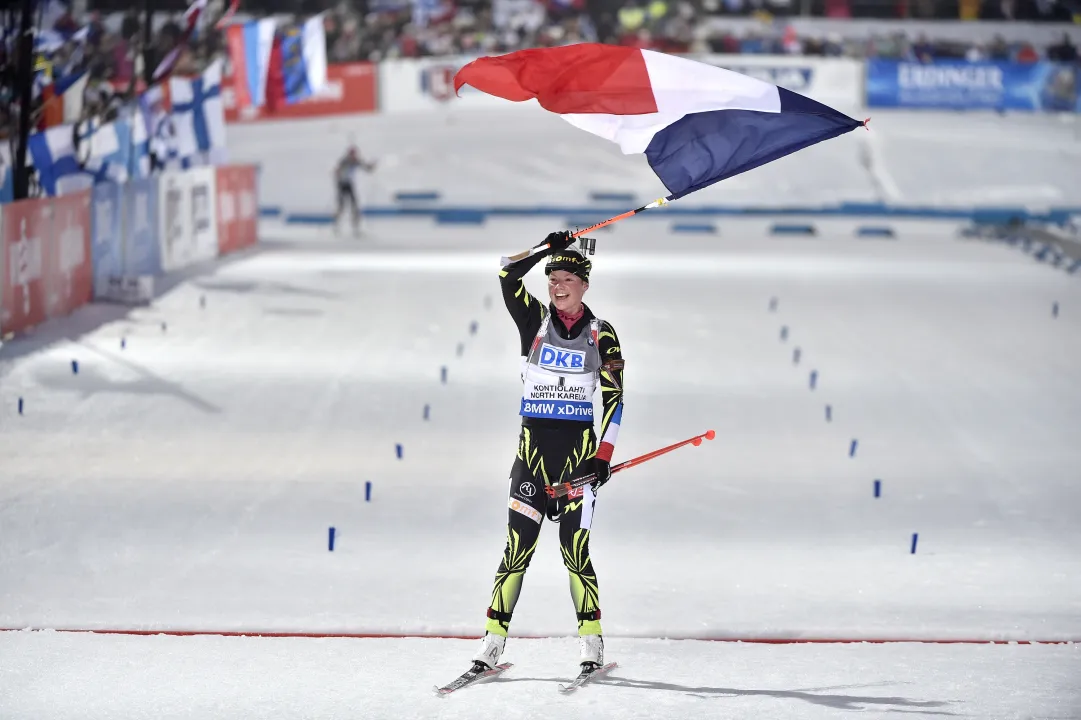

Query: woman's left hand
[591,457,612,490]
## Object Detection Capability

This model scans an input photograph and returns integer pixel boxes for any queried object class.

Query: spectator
[1015,41,1040,63]
[1047,33,1078,63]
[911,33,934,62]
[988,34,1011,60]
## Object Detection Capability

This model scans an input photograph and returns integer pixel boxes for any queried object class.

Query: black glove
[543,230,575,254]
[591,457,612,491]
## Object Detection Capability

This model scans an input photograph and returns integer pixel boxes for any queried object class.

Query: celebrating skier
[470,231,625,678]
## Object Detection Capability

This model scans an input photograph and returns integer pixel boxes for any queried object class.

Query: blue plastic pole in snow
[328,527,336,551]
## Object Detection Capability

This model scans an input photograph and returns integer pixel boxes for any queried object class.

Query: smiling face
[548,270,588,314]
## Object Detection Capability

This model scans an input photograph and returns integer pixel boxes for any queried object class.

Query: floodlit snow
[1,633,1078,719]
[3,106,1081,717]
[227,107,1081,212]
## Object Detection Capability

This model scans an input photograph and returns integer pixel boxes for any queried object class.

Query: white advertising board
[379,56,539,114]
[690,55,863,108]
[158,168,219,272]
[158,171,193,272]
[379,55,863,115]
[187,166,219,264]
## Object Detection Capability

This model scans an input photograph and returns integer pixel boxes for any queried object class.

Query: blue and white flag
[413,0,452,28]
[27,124,83,196]
[281,14,328,104]
[0,141,13,203]
[79,119,134,185]
[34,29,66,54]
[169,59,226,165]
[126,104,151,179]
[28,118,138,196]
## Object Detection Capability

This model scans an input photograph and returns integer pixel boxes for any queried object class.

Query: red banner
[1,198,51,335]
[47,192,93,321]
[0,191,91,336]
[216,165,258,255]
[223,62,378,123]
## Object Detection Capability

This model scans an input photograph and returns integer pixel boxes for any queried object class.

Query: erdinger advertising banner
[867,60,1080,111]
[216,165,258,255]
[91,181,123,297]
[47,191,93,321]
[223,62,378,122]
[124,177,162,276]
[1,198,50,335]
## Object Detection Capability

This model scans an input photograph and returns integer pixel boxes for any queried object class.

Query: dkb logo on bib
[539,344,585,371]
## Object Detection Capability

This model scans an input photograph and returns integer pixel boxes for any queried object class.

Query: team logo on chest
[539,344,585,371]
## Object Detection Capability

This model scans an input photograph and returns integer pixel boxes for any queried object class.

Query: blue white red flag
[454,44,865,199]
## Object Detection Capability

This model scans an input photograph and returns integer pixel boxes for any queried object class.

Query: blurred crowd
[316,0,1080,61]
[0,3,223,141]
[2,0,1079,141]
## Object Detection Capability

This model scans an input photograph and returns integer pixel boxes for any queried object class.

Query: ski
[434,662,513,697]
[558,661,618,694]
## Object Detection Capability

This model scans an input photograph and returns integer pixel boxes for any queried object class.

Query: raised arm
[498,231,574,354]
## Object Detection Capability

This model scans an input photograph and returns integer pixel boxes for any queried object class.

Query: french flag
[454,44,865,200]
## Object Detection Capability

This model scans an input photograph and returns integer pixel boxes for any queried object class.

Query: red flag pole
[545,429,715,498]
[501,195,673,264]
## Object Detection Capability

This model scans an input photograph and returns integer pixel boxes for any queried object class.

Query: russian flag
[226,18,277,109]
[454,44,865,200]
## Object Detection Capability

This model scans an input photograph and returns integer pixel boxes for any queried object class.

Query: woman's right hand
[544,231,575,253]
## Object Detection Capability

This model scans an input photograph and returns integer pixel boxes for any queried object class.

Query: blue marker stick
[849,439,858,457]
[365,481,372,502]
[780,326,788,341]
[810,371,818,390]
[825,405,832,422]
[71,360,78,374]
[328,527,336,552]
[911,533,918,554]
[120,338,126,349]
[470,321,478,335]
[874,479,881,497]
[423,404,430,421]
[793,347,801,365]
[441,366,447,384]
[18,397,24,415]
[396,444,403,460]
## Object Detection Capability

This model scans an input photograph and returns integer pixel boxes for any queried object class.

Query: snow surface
[226,107,1081,212]
[3,125,1081,716]
[1,632,1078,719]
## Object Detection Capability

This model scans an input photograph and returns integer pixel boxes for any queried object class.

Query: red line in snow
[0,628,1076,645]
